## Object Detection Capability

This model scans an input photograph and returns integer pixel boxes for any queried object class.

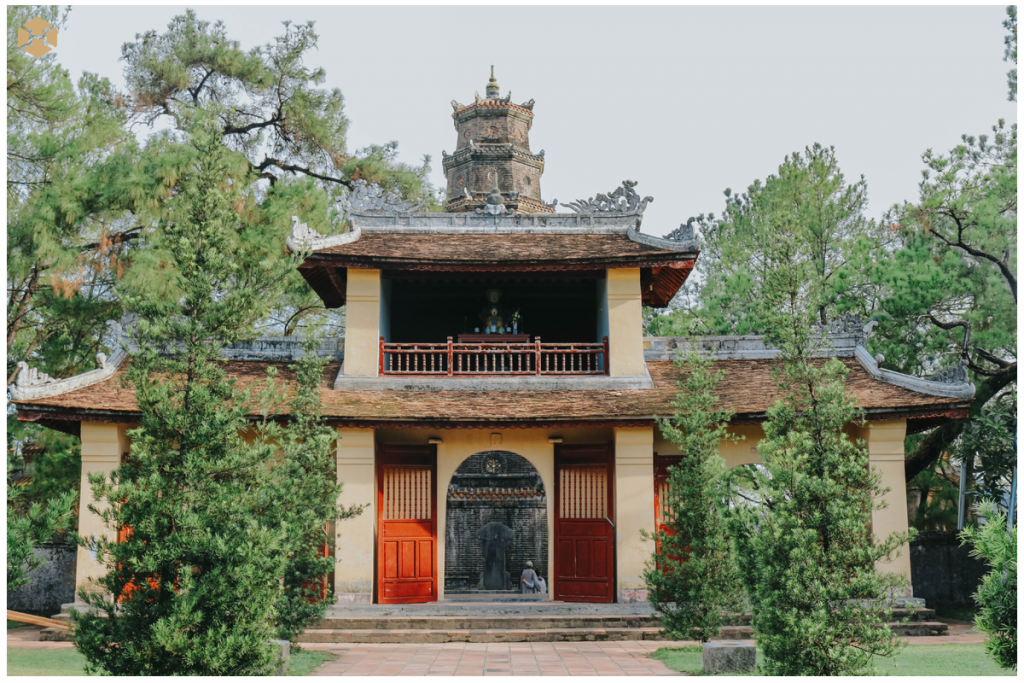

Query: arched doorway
[444,451,548,596]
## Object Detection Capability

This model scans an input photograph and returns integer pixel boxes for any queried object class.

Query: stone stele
[701,641,755,674]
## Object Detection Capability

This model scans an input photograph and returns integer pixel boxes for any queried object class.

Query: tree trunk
[904,362,1017,482]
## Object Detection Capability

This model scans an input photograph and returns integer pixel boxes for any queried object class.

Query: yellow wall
[614,426,655,603]
[343,269,381,377]
[606,268,646,377]
[76,422,133,593]
[655,420,913,586]
[334,428,376,603]
[854,420,913,586]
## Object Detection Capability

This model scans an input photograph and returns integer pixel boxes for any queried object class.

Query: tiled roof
[14,358,966,425]
[454,100,533,116]
[309,233,694,264]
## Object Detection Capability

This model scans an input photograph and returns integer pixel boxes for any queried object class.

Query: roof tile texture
[16,358,963,422]
[311,233,693,262]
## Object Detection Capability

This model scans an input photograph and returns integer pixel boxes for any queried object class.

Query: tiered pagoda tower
[442,67,554,213]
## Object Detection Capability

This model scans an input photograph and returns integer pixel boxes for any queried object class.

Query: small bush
[960,500,1017,670]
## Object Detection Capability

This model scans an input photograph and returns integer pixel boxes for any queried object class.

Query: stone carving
[290,215,321,242]
[927,363,969,385]
[346,179,424,213]
[521,99,535,111]
[812,312,867,338]
[451,100,463,111]
[565,180,653,215]
[665,217,696,242]
[476,521,515,590]
[15,362,55,389]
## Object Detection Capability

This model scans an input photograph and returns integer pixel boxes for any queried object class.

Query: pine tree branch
[254,157,351,187]
[930,214,1018,304]
[904,361,1017,482]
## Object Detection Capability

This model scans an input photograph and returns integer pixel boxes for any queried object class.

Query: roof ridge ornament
[345,179,424,213]
[9,315,137,401]
[665,218,696,242]
[486,65,500,99]
[566,180,653,215]
[477,174,508,215]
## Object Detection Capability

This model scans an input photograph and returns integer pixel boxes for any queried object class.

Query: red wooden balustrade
[379,337,610,377]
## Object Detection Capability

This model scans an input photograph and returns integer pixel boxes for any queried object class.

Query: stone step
[296,621,948,644]
[38,628,75,642]
[296,627,674,644]
[721,608,936,626]
[315,614,662,630]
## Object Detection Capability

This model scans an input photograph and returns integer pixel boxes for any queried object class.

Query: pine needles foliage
[960,501,1017,670]
[643,342,741,642]
[725,194,914,675]
[71,117,355,675]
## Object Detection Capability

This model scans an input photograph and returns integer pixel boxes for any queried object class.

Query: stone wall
[7,543,77,617]
[909,530,988,611]
[444,451,548,591]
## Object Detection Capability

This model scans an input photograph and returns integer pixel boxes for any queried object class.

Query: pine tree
[642,343,741,642]
[256,330,362,642]
[725,194,913,675]
[71,117,312,675]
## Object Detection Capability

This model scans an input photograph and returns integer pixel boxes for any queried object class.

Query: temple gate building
[11,71,975,607]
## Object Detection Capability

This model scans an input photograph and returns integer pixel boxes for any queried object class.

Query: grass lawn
[652,643,1014,676]
[7,646,334,676]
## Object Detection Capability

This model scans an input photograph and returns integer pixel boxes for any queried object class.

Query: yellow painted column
[614,425,655,603]
[343,269,381,377]
[334,427,376,604]
[76,422,132,595]
[862,420,913,588]
[607,268,646,377]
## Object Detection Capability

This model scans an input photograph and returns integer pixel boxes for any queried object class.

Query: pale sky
[51,5,1016,237]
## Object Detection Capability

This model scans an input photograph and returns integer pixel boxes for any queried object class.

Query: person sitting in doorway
[520,560,545,594]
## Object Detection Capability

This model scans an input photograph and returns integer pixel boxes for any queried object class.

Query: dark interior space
[386,274,601,344]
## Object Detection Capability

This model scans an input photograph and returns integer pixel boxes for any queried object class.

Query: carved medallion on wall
[485,454,505,474]
[514,130,523,140]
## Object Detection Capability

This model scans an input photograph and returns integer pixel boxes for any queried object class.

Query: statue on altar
[474,289,521,335]
[479,289,505,333]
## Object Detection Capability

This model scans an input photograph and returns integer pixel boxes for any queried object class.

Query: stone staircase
[295,601,949,644]
[37,602,83,642]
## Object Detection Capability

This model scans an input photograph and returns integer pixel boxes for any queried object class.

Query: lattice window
[559,466,607,519]
[381,466,432,521]
[655,476,674,529]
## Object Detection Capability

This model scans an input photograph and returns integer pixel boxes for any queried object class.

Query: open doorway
[444,451,548,598]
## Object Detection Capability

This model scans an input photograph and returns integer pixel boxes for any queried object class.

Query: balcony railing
[379,337,610,377]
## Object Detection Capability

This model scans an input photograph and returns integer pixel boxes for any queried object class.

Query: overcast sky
[51,5,1016,237]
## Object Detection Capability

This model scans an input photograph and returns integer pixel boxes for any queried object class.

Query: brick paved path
[302,641,678,676]
[8,618,989,676]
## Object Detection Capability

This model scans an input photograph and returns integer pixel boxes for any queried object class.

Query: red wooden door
[653,454,687,564]
[554,443,615,603]
[654,454,683,536]
[377,445,438,604]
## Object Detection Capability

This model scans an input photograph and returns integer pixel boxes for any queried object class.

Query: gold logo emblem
[18,16,58,58]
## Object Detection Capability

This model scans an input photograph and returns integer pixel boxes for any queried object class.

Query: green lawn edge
[652,643,1015,676]
[7,645,335,676]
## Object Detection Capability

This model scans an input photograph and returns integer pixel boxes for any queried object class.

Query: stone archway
[444,451,548,595]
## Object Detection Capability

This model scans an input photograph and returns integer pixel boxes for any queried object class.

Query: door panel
[654,454,687,564]
[377,445,438,604]
[554,443,615,603]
